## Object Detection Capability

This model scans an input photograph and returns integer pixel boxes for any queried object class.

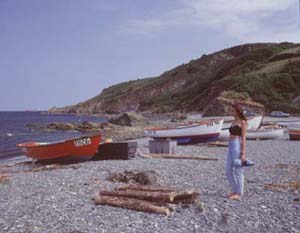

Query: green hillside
[49,42,300,115]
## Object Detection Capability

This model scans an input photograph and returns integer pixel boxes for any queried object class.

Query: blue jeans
[226,138,244,195]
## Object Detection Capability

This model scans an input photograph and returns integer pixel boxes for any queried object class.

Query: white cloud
[120,0,300,42]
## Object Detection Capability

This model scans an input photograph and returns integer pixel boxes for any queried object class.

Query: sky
[0,0,299,111]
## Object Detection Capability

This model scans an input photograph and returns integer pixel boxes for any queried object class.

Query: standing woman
[226,103,247,200]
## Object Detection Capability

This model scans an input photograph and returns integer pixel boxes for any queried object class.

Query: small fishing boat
[270,111,290,117]
[246,128,284,140]
[144,119,224,144]
[17,134,102,162]
[220,115,263,140]
[277,120,300,128]
[288,128,300,141]
[222,115,263,131]
[220,127,284,140]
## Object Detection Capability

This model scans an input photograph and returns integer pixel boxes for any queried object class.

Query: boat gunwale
[145,119,223,131]
[17,133,101,148]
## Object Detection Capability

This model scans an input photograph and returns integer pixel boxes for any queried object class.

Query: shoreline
[1,114,299,164]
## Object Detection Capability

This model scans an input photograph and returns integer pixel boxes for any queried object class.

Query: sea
[0,111,106,162]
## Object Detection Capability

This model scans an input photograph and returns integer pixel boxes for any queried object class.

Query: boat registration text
[74,138,91,147]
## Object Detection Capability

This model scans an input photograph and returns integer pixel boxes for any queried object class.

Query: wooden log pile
[94,184,199,216]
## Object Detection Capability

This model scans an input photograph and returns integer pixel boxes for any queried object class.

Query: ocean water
[0,111,106,161]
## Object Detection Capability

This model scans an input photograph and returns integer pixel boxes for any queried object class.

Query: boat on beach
[222,115,263,131]
[246,128,284,140]
[270,111,290,117]
[288,127,300,141]
[220,126,284,140]
[220,115,263,140]
[277,120,300,128]
[144,119,224,144]
[17,134,102,162]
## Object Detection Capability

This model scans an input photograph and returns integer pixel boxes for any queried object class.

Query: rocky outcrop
[108,112,148,126]
[26,114,149,142]
[26,122,106,132]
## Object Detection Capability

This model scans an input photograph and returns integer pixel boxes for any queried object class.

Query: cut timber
[100,189,173,203]
[116,184,176,193]
[170,189,199,202]
[94,195,170,216]
[138,151,218,161]
[99,189,199,204]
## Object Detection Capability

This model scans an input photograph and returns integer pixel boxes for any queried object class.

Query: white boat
[220,127,284,140]
[246,128,284,140]
[277,121,300,128]
[220,115,263,140]
[270,111,290,117]
[222,115,263,131]
[145,119,224,144]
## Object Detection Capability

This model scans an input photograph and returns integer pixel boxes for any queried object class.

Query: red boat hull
[289,130,300,141]
[17,134,101,161]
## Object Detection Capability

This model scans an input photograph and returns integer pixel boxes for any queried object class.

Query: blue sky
[0,0,299,110]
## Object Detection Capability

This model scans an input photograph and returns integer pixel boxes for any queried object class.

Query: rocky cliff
[49,42,300,115]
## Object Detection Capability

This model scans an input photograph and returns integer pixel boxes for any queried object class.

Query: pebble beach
[0,132,300,233]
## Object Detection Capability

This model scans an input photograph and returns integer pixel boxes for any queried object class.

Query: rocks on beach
[26,112,150,142]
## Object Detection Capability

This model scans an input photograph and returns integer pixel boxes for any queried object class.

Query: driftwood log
[99,189,198,203]
[169,190,199,203]
[139,152,218,161]
[116,184,176,193]
[94,195,170,216]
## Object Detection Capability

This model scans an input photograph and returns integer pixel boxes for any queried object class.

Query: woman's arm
[241,120,247,160]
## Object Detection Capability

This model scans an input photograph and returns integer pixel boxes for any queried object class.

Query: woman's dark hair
[232,103,247,121]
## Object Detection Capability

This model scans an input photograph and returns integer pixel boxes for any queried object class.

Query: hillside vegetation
[49,42,300,115]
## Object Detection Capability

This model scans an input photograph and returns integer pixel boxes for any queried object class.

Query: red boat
[288,128,300,141]
[17,134,101,162]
